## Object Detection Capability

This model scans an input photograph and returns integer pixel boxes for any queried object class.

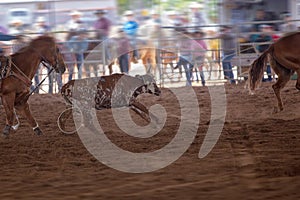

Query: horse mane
[11,35,56,56]
[30,35,55,46]
[12,46,28,55]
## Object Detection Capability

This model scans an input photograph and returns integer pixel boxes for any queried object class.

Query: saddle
[0,56,9,92]
[0,54,32,90]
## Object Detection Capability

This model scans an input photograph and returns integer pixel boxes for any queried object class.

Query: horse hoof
[33,127,43,135]
[2,125,11,138]
[273,106,283,114]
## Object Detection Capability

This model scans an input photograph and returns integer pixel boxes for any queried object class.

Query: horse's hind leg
[15,102,42,135]
[271,69,292,113]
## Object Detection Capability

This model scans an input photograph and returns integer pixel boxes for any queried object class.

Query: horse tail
[248,45,273,91]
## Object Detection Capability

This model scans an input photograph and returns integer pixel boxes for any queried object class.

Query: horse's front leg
[15,102,42,135]
[1,92,16,137]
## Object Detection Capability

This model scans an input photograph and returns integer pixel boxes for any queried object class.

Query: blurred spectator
[93,10,112,64]
[165,10,182,27]
[66,10,83,31]
[93,10,111,40]
[219,25,236,84]
[280,14,298,33]
[57,40,76,83]
[149,10,161,25]
[8,19,24,35]
[117,29,130,73]
[33,16,51,36]
[49,39,68,93]
[252,9,269,32]
[193,30,207,86]
[123,10,139,63]
[139,10,161,40]
[142,10,162,65]
[177,31,195,86]
[252,9,280,31]
[206,30,222,80]
[188,2,206,29]
[66,28,89,79]
[269,25,280,41]
[31,16,53,93]
[249,24,274,82]
[249,24,273,52]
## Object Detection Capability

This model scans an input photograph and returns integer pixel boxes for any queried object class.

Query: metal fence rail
[2,18,296,93]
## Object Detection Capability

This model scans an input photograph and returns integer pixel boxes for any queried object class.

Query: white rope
[57,107,83,135]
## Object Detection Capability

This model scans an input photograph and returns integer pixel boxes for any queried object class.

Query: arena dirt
[0,81,299,199]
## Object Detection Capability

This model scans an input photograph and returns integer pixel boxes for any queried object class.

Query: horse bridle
[28,46,61,95]
[38,46,61,72]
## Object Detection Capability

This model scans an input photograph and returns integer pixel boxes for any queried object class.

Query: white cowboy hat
[123,10,134,16]
[189,2,203,9]
[36,16,46,23]
[69,10,82,16]
[259,24,273,30]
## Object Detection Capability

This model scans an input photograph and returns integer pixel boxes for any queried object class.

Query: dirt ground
[0,81,299,200]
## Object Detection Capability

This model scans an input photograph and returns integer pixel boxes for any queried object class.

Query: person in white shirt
[33,16,50,36]
[188,2,206,30]
[280,13,298,34]
[66,10,83,31]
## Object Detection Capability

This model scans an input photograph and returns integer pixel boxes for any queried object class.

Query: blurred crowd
[1,1,299,92]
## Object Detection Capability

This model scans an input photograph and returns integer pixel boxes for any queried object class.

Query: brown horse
[0,35,66,137]
[248,32,300,113]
